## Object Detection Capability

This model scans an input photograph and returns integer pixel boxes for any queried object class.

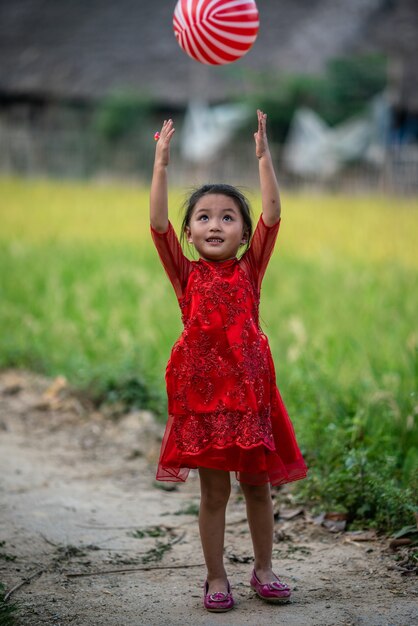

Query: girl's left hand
[254,109,270,159]
[155,119,175,167]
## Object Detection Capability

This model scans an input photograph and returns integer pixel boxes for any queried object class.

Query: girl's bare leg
[240,482,277,583]
[198,468,231,595]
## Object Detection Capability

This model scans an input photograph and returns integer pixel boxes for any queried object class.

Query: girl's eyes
[197,215,234,222]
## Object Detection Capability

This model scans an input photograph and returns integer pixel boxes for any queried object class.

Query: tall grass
[1,177,417,528]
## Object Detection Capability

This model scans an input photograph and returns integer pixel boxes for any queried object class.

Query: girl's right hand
[154,119,175,167]
[254,109,270,160]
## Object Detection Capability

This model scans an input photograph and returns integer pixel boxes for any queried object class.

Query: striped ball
[173,0,259,66]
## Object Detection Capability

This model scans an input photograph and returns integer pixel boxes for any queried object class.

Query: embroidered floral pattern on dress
[179,260,254,329]
[173,404,275,454]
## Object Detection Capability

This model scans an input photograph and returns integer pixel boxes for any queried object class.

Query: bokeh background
[0,0,417,188]
[0,0,417,530]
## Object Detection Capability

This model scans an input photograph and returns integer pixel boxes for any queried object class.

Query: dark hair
[180,183,253,255]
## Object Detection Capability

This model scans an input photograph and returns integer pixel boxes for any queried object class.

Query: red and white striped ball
[173,0,259,66]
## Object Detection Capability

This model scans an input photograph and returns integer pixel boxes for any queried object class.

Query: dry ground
[0,370,416,626]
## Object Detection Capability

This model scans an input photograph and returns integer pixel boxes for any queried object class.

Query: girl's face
[185,194,248,262]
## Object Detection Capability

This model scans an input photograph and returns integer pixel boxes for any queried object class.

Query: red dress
[151,215,307,486]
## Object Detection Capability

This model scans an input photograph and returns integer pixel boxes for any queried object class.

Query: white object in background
[283,95,389,178]
[180,101,251,163]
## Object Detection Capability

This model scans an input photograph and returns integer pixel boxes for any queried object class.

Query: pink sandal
[250,569,291,603]
[203,580,234,612]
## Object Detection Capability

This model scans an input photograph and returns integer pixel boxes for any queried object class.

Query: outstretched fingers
[254,109,268,158]
[257,109,267,135]
[158,119,176,143]
[154,119,176,167]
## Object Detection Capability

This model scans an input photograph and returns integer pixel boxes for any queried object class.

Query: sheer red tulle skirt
[157,408,307,487]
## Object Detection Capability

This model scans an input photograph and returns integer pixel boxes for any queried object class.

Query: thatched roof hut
[2,0,415,107]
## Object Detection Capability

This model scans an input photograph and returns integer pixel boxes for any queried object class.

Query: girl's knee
[241,482,271,505]
[199,469,231,509]
[201,488,230,510]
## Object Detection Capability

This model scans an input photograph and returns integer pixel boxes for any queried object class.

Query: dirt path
[0,370,416,626]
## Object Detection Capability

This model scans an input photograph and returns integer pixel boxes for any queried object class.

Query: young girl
[150,110,307,613]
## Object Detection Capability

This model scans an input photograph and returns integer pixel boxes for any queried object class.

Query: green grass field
[1,177,417,529]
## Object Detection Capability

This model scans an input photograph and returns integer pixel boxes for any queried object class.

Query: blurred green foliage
[94,91,153,142]
[237,54,387,141]
[292,359,417,529]
[91,373,165,417]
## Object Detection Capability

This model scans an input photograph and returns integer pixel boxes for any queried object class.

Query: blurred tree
[323,54,388,124]
[94,91,153,143]
[237,54,387,142]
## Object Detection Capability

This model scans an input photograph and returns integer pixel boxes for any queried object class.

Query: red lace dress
[151,215,307,486]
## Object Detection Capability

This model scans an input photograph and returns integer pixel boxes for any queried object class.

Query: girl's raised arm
[150,119,176,233]
[254,110,281,226]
